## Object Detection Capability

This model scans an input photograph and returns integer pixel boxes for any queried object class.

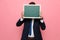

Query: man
[16,2,46,40]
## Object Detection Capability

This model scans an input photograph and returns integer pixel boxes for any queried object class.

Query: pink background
[0,0,60,40]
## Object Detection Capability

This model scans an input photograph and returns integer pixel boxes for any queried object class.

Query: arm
[39,18,46,30]
[16,18,24,27]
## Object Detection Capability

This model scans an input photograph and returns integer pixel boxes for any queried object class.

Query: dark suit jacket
[16,18,46,40]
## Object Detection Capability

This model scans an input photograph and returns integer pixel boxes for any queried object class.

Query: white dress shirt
[28,19,34,37]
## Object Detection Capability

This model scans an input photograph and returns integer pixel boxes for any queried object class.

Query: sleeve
[39,18,46,30]
[16,18,24,27]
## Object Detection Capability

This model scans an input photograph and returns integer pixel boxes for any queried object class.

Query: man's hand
[21,12,24,18]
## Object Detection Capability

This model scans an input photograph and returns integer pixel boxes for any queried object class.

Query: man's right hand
[21,12,24,18]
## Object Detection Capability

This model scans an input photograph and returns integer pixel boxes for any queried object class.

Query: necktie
[29,20,32,35]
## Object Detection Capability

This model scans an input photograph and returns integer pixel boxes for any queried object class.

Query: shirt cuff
[20,18,23,21]
[40,20,44,23]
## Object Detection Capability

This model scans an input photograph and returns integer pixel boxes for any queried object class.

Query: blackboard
[24,5,40,18]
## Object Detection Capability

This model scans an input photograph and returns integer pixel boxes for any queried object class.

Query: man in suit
[16,2,46,40]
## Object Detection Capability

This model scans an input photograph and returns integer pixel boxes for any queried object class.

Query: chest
[24,19,40,27]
